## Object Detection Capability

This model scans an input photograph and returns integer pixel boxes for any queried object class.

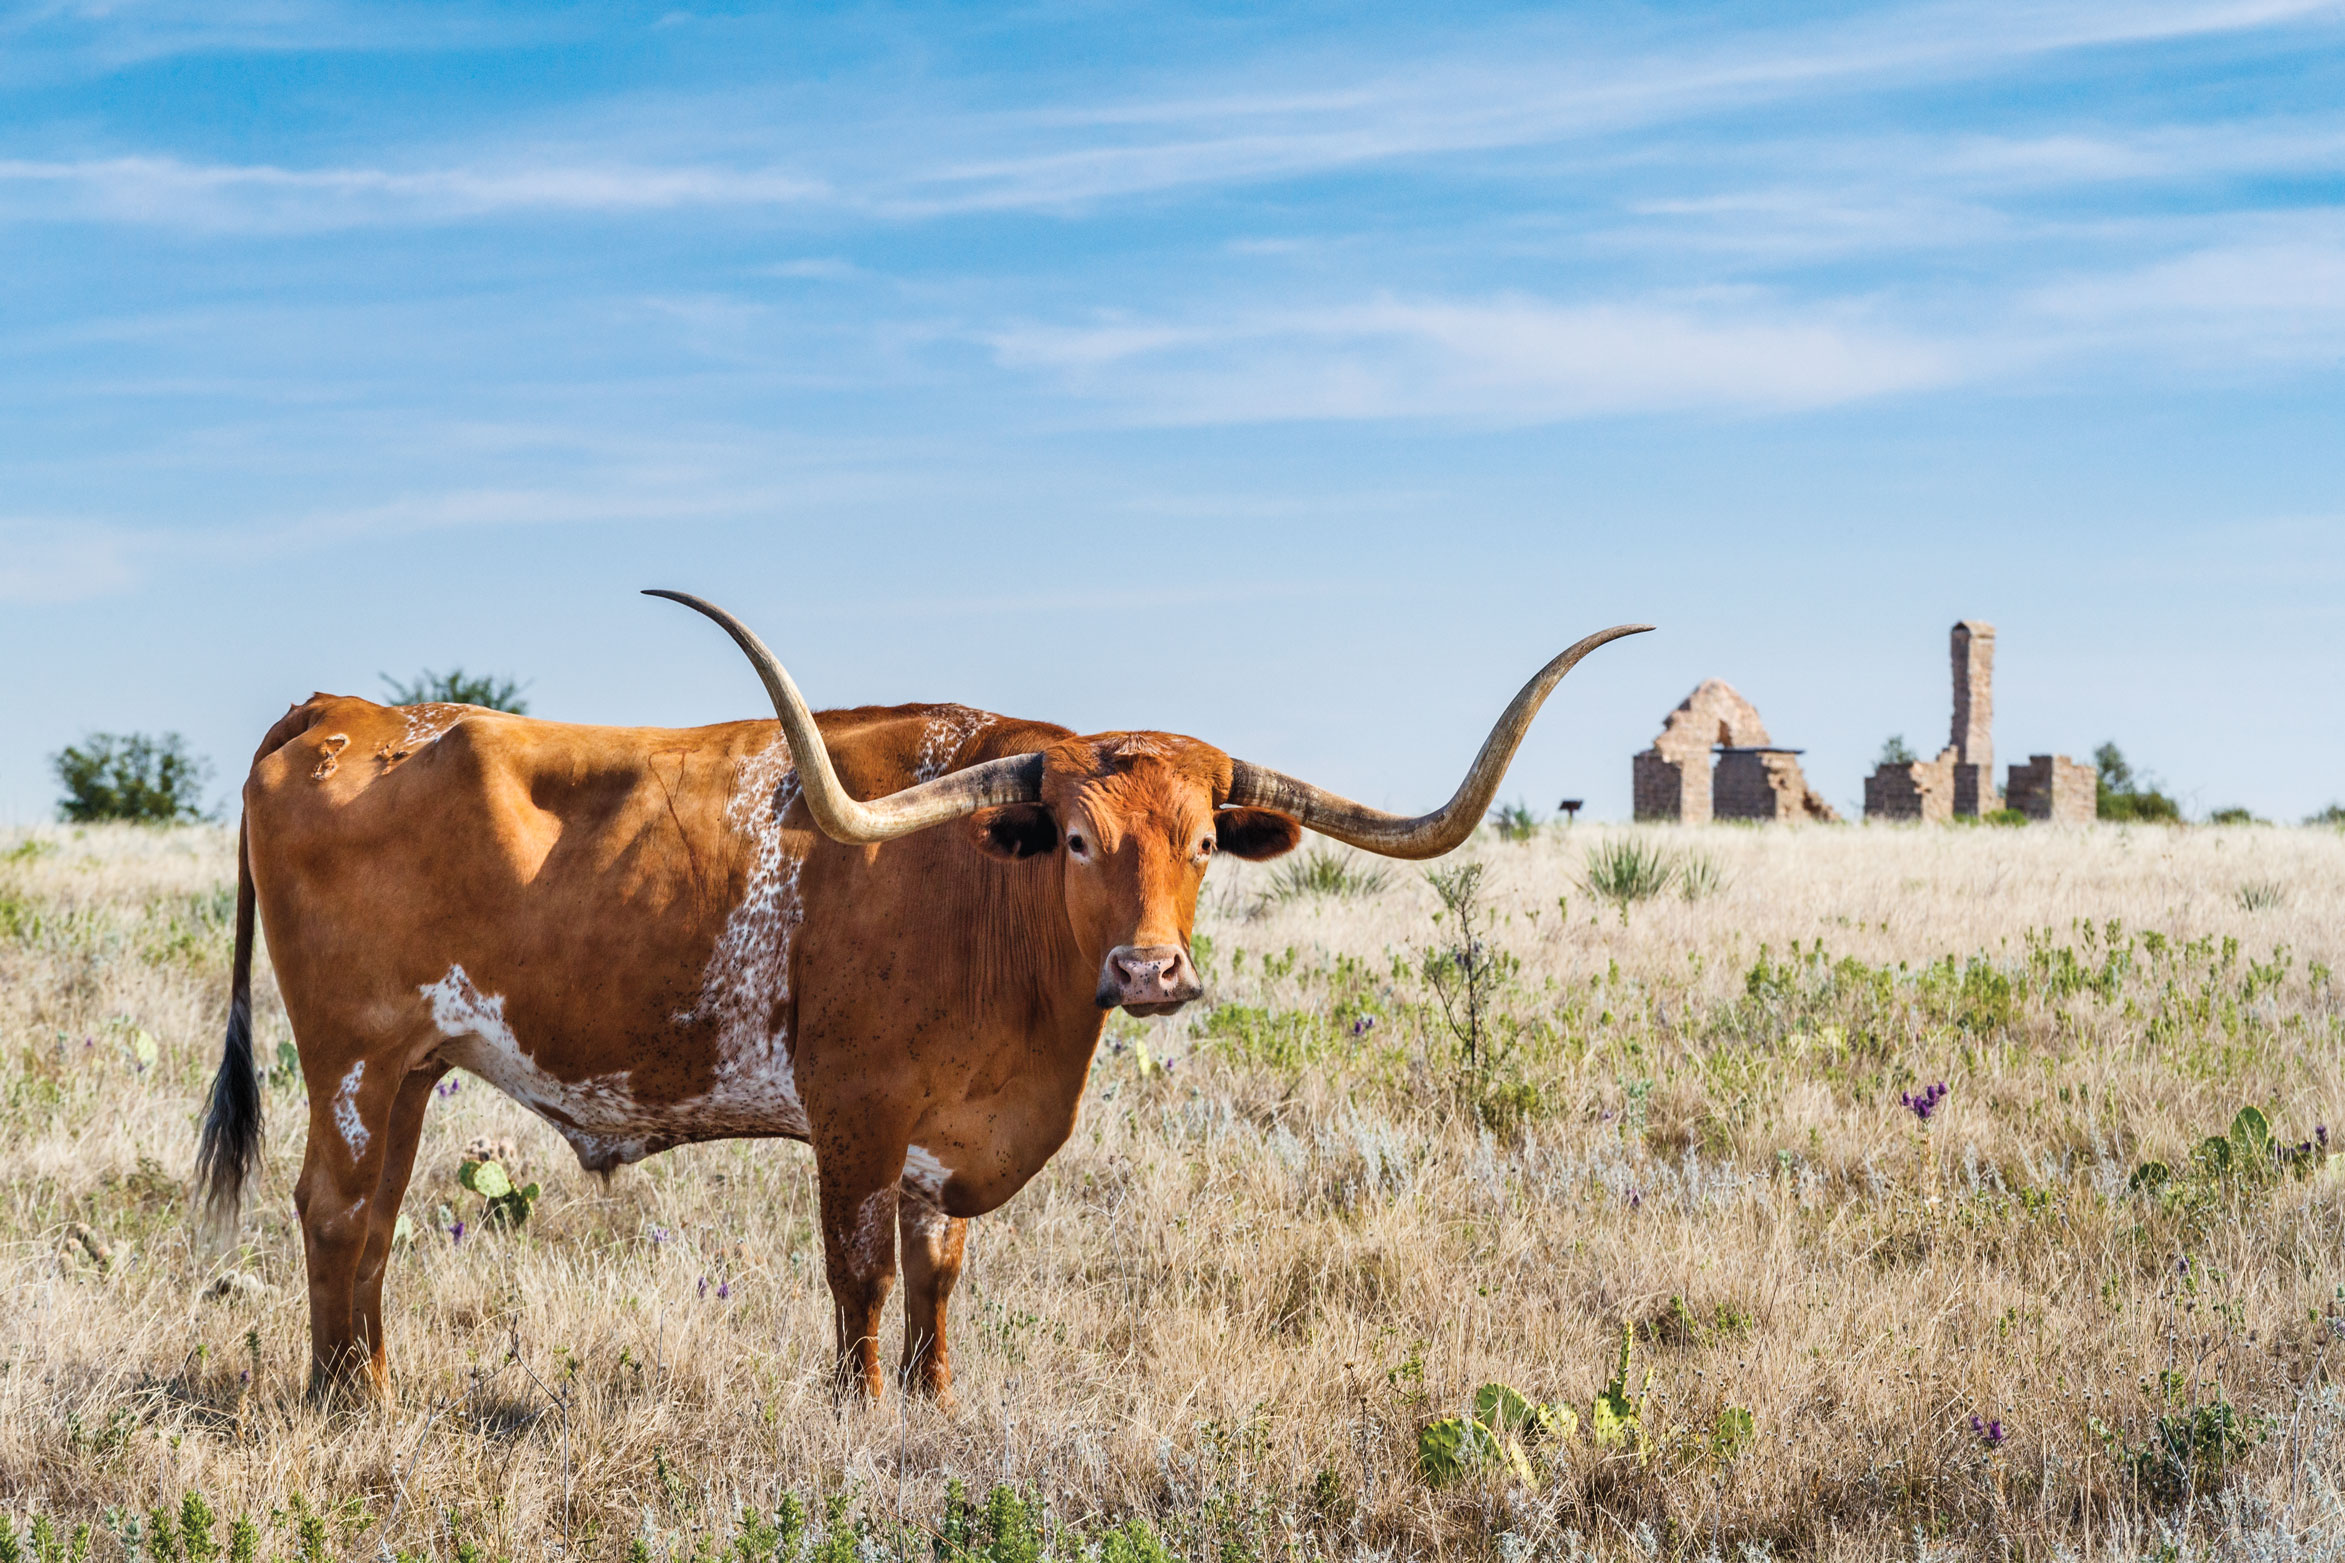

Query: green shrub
[1265,847,1390,903]
[1488,801,1541,842]
[2308,803,2345,827]
[2094,743,2180,823]
[1984,809,2028,828]
[1676,850,1726,901]
[2208,807,2260,825]
[1584,836,1674,907]
[1878,734,1917,765]
[381,668,529,713]
[52,732,212,823]
[2237,881,2284,912]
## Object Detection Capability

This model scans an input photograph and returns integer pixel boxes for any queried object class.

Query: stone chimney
[1949,620,1998,815]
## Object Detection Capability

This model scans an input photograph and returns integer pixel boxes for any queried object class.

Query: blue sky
[4,0,2342,823]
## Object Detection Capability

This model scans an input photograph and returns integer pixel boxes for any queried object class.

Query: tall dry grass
[2,819,2343,1560]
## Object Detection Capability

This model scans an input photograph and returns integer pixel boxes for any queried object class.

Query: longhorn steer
[196,594,1647,1403]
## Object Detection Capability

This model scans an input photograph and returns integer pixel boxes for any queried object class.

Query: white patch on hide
[852,1186,896,1268]
[670,740,813,1139]
[397,703,466,750]
[914,706,997,782]
[901,1144,952,1201]
[420,964,652,1171]
[332,1061,370,1158]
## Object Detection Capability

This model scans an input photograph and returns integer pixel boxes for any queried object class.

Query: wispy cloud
[989,294,1960,423]
[5,0,2337,231]
[0,154,827,230]
[0,518,141,602]
[2028,226,2345,361]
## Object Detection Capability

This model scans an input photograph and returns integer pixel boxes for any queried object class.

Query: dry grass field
[4,819,2344,1561]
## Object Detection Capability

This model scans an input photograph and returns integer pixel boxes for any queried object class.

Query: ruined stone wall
[2005,754,2096,824]
[1632,680,1771,822]
[1865,756,1954,823]
[1949,621,2000,815]
[1633,750,1706,824]
[1714,750,1842,823]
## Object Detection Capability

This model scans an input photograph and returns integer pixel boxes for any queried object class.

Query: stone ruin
[1633,679,1840,824]
[1864,621,2095,823]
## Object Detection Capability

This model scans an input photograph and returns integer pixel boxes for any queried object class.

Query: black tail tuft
[195,819,264,1232]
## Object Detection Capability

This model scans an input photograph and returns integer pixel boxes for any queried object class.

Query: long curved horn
[646,590,1044,844]
[1225,623,1653,860]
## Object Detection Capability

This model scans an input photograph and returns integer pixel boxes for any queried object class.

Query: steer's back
[245,695,804,1165]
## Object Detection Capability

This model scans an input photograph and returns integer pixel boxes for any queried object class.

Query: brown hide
[228,694,1287,1404]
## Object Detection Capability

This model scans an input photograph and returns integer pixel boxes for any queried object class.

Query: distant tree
[2207,807,2260,826]
[2092,742,2133,794]
[381,668,529,714]
[2093,742,2180,823]
[1878,735,1917,766]
[2307,803,2345,827]
[53,732,213,823]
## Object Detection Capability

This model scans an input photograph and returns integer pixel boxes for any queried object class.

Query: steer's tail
[195,816,264,1233]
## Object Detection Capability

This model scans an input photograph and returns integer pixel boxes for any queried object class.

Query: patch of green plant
[2236,880,2284,912]
[1488,801,1541,842]
[2307,803,2345,827]
[1264,846,1391,903]
[1984,808,2028,827]
[457,1158,542,1229]
[1583,836,1673,908]
[51,732,213,824]
[1417,1381,1575,1486]
[1421,862,1525,1105]
[2094,743,2181,823]
[2128,1105,2330,1201]
[1195,1003,1326,1070]
[0,1512,93,1563]
[2207,807,2261,826]
[381,668,529,713]
[1590,1321,1652,1452]
[1675,849,1726,901]
[1709,1405,1757,1461]
[1878,735,1917,765]
[2094,1380,2261,1507]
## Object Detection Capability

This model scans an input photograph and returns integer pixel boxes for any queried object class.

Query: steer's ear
[1215,807,1303,861]
[974,804,1059,860]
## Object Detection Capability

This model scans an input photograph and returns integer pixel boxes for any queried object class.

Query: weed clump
[1265,847,1390,904]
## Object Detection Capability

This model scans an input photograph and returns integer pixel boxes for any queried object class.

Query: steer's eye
[1066,832,1088,858]
[1197,837,1215,858]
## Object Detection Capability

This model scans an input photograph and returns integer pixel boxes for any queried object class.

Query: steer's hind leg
[816,1151,904,1403]
[349,1063,447,1393]
[294,1055,400,1402]
[898,1191,968,1409]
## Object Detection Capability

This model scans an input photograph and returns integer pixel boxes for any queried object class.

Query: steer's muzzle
[1098,944,1204,1016]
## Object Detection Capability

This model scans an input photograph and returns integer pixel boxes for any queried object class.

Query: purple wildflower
[2320,1125,2331,1151]
[697,1275,709,1299]
[1627,1187,1643,1209]
[239,1368,250,1385]
[448,1219,466,1245]
[1900,1081,1949,1122]
[649,1226,672,1246]
[716,1279,732,1301]
[1349,1016,1377,1037]
[1970,1414,2007,1449]
[434,1078,461,1098]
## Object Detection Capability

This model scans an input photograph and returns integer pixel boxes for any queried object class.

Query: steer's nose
[1098,944,1204,1015]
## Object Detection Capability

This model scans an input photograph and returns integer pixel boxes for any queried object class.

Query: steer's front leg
[816,1152,903,1402]
[899,1190,968,1408]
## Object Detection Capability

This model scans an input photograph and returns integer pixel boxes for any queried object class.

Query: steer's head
[971,734,1302,1016]
[647,588,1650,1016]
